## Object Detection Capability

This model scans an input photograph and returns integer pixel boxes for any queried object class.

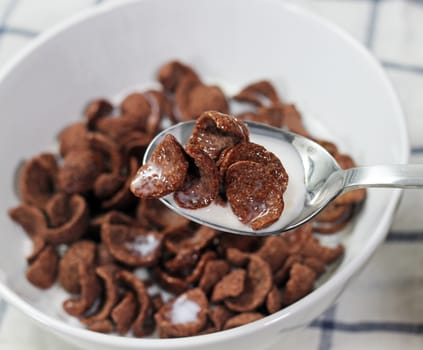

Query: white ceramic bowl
[0,0,408,349]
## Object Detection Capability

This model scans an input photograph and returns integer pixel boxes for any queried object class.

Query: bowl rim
[0,0,409,347]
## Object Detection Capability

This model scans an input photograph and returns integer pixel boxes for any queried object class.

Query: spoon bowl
[143,121,422,236]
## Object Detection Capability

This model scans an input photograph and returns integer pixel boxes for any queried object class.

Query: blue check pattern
[0,0,422,348]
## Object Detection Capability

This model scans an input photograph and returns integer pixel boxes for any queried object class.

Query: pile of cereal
[131,111,289,230]
[8,61,364,337]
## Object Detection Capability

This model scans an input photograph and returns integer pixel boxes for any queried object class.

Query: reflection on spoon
[137,120,423,236]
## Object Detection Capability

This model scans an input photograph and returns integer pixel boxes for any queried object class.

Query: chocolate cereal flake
[131,134,188,199]
[155,288,208,338]
[58,240,97,294]
[63,264,101,317]
[226,161,284,230]
[224,255,272,312]
[85,99,113,130]
[19,153,58,208]
[80,265,119,324]
[173,147,219,209]
[175,78,229,121]
[117,270,152,337]
[26,245,58,289]
[111,291,137,335]
[211,269,246,302]
[187,111,249,161]
[223,312,264,330]
[283,263,316,306]
[158,60,200,93]
[44,194,89,244]
[101,223,162,267]
[198,259,230,293]
[234,80,280,107]
[8,204,47,262]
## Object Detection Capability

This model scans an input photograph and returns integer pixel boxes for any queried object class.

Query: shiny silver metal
[144,121,423,236]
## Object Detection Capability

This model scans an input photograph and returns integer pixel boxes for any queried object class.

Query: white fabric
[0,0,423,349]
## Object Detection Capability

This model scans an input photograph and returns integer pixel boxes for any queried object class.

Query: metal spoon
[143,120,423,236]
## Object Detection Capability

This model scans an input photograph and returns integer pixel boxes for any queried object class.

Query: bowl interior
[0,0,407,347]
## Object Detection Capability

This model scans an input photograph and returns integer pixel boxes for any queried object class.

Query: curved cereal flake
[117,270,152,337]
[283,263,316,306]
[87,319,114,333]
[130,134,188,199]
[313,207,354,234]
[223,312,264,330]
[151,294,165,312]
[208,305,233,330]
[164,250,200,273]
[63,264,101,317]
[174,147,219,209]
[164,225,216,253]
[94,174,126,200]
[45,192,71,227]
[80,265,119,324]
[224,255,272,312]
[95,114,145,145]
[225,248,250,267]
[120,93,151,122]
[233,80,280,107]
[226,161,283,230]
[273,254,303,286]
[101,223,162,267]
[158,60,200,93]
[44,194,89,244]
[187,111,249,161]
[144,90,173,136]
[84,99,113,129]
[199,259,230,293]
[218,233,261,253]
[58,240,97,294]
[57,150,105,194]
[211,269,246,302]
[8,204,47,262]
[155,288,208,338]
[136,199,190,230]
[96,242,116,266]
[281,104,309,137]
[86,132,124,199]
[102,157,139,210]
[153,267,190,294]
[26,245,58,289]
[282,223,313,254]
[120,131,151,161]
[185,251,217,284]
[256,236,289,272]
[303,257,326,277]
[91,210,140,229]
[58,123,90,157]
[111,291,137,335]
[300,236,344,264]
[175,78,229,121]
[236,106,283,128]
[217,142,288,193]
[18,153,58,208]
[266,285,282,314]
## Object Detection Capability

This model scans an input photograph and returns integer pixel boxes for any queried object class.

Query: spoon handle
[342,164,423,190]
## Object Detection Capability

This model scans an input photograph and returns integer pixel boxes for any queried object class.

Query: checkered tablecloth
[1,0,423,349]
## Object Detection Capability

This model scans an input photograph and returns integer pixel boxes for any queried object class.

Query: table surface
[0,0,423,349]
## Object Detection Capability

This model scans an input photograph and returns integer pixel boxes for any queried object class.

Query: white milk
[170,295,200,324]
[167,133,306,233]
[125,234,159,256]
